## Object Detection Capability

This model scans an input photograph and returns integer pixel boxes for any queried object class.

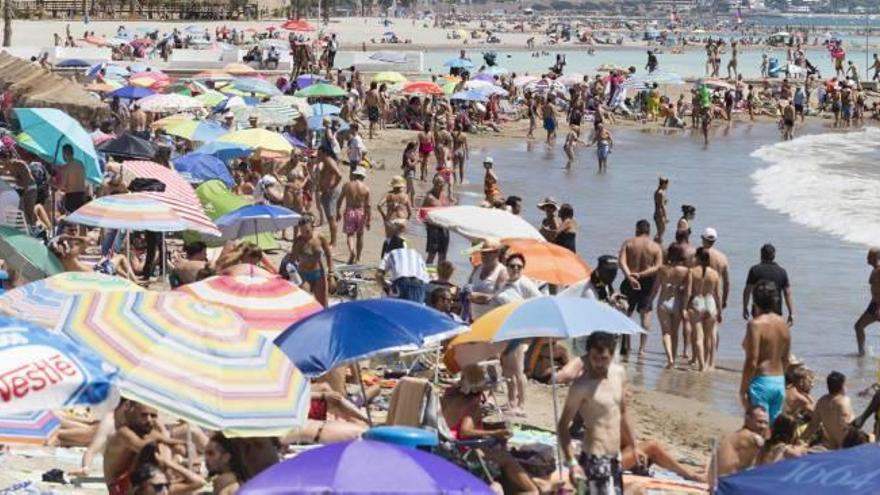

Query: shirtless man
[801,371,853,449]
[364,81,381,139]
[781,101,796,141]
[740,280,791,425]
[58,144,87,215]
[558,331,630,494]
[727,41,738,80]
[335,167,371,264]
[542,94,558,144]
[653,177,669,243]
[130,104,147,138]
[422,175,452,264]
[709,405,769,485]
[170,241,208,288]
[618,220,663,357]
[103,401,183,495]
[854,247,880,356]
[317,148,343,247]
[289,213,334,307]
[377,176,412,236]
[701,227,730,317]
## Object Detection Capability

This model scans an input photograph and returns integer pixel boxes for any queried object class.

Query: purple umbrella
[296,73,327,89]
[238,440,493,494]
[472,73,496,83]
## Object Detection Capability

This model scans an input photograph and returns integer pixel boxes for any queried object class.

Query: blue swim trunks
[597,142,611,161]
[543,117,556,132]
[748,374,785,423]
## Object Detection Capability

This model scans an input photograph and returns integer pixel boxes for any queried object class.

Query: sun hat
[390,176,406,188]
[537,196,559,210]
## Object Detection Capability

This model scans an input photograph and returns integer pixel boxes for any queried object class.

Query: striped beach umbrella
[0,411,60,445]
[138,94,204,113]
[56,291,311,437]
[0,272,143,328]
[66,193,188,232]
[177,274,322,338]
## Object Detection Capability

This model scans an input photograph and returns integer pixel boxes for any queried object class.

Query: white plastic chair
[3,207,30,235]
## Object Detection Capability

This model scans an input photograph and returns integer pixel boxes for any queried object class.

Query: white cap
[483,156,494,164]
[702,227,718,242]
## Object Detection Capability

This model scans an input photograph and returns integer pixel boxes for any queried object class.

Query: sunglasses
[151,482,170,492]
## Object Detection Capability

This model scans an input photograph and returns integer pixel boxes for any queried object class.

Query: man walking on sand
[336,167,371,265]
[618,219,663,357]
[317,147,343,248]
[854,247,880,356]
[558,331,632,495]
[740,280,791,425]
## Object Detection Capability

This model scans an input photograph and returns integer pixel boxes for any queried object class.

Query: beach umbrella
[239,440,493,495]
[192,180,277,249]
[163,119,227,142]
[441,81,457,95]
[451,90,488,102]
[66,193,187,232]
[0,315,117,415]
[306,114,349,132]
[84,81,123,93]
[224,78,282,97]
[444,58,475,69]
[107,85,156,100]
[0,411,61,446]
[224,63,257,76]
[275,299,466,377]
[86,63,129,80]
[194,90,228,107]
[0,272,143,329]
[129,71,170,88]
[372,71,407,84]
[485,66,509,76]
[149,113,195,130]
[218,128,293,154]
[310,103,341,115]
[138,93,204,113]
[56,291,310,437]
[716,443,880,494]
[492,239,592,286]
[0,225,63,283]
[295,82,347,98]
[120,160,221,237]
[56,58,90,68]
[401,81,445,96]
[271,95,313,117]
[214,204,300,241]
[195,141,254,161]
[513,75,539,87]
[464,80,508,96]
[296,73,327,89]
[232,102,301,127]
[213,95,260,113]
[193,70,235,82]
[177,274,322,338]
[282,18,315,31]
[13,108,101,185]
[173,153,235,187]
[524,78,565,95]
[97,132,160,160]
[425,205,543,242]
[129,63,162,74]
[471,73,496,83]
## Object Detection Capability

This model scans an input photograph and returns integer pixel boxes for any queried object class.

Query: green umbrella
[0,226,64,283]
[184,180,278,249]
[294,83,347,98]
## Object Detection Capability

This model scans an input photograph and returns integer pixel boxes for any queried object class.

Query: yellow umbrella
[372,71,408,84]
[195,90,227,107]
[217,128,293,154]
[150,114,194,130]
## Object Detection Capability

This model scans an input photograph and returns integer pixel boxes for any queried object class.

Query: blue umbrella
[310,103,341,116]
[225,78,282,97]
[274,299,466,377]
[444,58,475,69]
[56,58,90,68]
[296,74,326,89]
[108,86,155,100]
[716,443,880,494]
[0,315,117,414]
[282,132,308,149]
[194,141,253,161]
[215,204,300,241]
[307,115,349,132]
[96,64,130,79]
[14,108,101,185]
[451,90,488,102]
[173,153,235,187]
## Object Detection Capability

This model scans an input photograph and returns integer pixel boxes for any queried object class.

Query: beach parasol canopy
[223,63,258,76]
[239,440,493,494]
[97,132,160,160]
[13,108,101,184]
[372,71,408,84]
[163,119,227,142]
[0,225,63,283]
[310,103,341,116]
[444,57,475,69]
[282,18,315,31]
[425,205,543,242]
[271,95,313,117]
[215,204,300,240]
[502,238,591,285]
[223,78,282,97]
[0,411,60,446]
[56,291,310,437]
[306,114,349,132]
[65,193,188,232]
[177,274,322,338]
[0,315,117,415]
[172,153,235,187]
[294,82,347,98]
[107,85,155,100]
[451,90,489,102]
[401,81,445,96]
[191,180,277,248]
[218,128,293,154]
[274,299,466,377]
[296,73,327,89]
[232,102,301,127]
[0,272,143,329]
[138,93,204,113]
[194,141,254,162]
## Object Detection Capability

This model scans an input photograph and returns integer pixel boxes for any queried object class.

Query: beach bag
[128,177,166,193]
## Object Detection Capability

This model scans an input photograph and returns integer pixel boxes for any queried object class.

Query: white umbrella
[138,94,205,113]
[425,205,543,242]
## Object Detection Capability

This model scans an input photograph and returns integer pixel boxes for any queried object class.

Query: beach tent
[190,180,278,249]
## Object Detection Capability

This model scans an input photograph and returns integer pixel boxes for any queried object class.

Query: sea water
[434,122,880,415]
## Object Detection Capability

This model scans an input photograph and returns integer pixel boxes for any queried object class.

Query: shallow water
[433,121,880,416]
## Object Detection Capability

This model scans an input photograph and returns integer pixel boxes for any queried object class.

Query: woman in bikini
[289,213,334,307]
[677,204,696,235]
[685,247,722,371]
[648,244,690,369]
[417,120,435,182]
[451,124,468,185]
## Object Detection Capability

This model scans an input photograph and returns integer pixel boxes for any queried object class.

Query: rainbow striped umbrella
[177,274,322,338]
[0,272,143,328]
[56,291,310,437]
[66,193,187,232]
[0,411,60,445]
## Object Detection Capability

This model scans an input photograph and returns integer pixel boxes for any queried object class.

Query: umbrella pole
[161,232,166,281]
[254,218,259,248]
[354,364,373,426]
[549,338,563,477]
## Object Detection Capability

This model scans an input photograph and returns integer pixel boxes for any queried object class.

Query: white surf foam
[751,127,880,247]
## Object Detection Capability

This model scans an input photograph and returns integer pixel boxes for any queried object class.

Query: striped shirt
[379,248,429,283]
